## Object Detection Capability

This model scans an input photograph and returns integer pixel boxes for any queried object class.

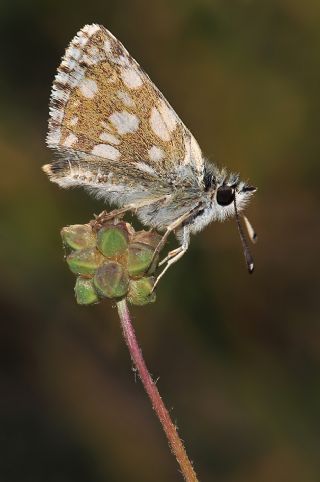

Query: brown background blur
[1,0,320,481]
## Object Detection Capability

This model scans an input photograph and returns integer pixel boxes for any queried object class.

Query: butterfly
[43,24,257,287]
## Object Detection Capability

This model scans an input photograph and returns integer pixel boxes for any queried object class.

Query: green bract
[67,247,104,275]
[94,261,129,299]
[97,224,129,258]
[127,243,155,277]
[128,277,156,306]
[75,277,99,305]
[61,224,96,250]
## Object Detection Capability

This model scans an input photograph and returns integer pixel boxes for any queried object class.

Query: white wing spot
[109,111,140,134]
[121,68,143,89]
[47,127,61,145]
[158,100,177,132]
[69,116,78,126]
[190,136,203,172]
[79,78,98,98]
[63,134,78,147]
[69,47,81,60]
[56,71,70,85]
[92,144,120,160]
[104,39,112,53]
[116,55,130,67]
[117,90,135,107]
[52,88,70,103]
[134,162,156,175]
[148,145,165,162]
[150,107,171,141]
[61,58,77,70]
[99,132,121,145]
[77,35,89,48]
[182,133,203,172]
[50,107,63,123]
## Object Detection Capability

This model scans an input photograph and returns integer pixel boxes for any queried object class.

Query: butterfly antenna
[234,197,255,273]
[243,215,258,244]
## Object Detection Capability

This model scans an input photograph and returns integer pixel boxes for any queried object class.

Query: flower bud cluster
[61,218,162,306]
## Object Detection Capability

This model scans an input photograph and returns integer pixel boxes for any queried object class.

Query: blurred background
[1,0,319,480]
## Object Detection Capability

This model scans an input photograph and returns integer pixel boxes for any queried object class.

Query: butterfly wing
[44,24,204,204]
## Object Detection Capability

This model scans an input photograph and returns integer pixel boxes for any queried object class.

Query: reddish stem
[116,299,199,482]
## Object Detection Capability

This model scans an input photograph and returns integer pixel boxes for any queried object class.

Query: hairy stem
[116,299,199,482]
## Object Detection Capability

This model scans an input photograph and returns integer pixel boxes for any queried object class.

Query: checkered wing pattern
[44,24,204,195]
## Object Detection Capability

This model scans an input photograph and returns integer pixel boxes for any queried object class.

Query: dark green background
[1,0,319,481]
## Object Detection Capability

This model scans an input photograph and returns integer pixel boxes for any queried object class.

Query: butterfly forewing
[47,24,204,186]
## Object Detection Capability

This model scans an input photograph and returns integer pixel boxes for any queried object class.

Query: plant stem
[116,299,199,482]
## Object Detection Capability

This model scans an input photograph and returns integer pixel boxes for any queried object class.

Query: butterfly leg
[94,196,170,226]
[158,225,190,266]
[94,206,134,224]
[152,226,190,291]
[147,210,194,275]
[159,246,183,266]
[148,203,201,276]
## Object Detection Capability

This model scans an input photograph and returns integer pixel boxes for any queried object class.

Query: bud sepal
[75,277,99,305]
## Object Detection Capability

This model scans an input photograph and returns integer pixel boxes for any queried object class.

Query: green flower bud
[128,277,156,306]
[67,248,104,276]
[97,223,129,258]
[94,261,129,299]
[61,224,96,250]
[75,277,99,305]
[127,242,156,277]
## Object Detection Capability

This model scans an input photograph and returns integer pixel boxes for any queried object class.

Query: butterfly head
[216,181,256,209]
[199,165,257,272]
[205,168,256,221]
[215,171,257,272]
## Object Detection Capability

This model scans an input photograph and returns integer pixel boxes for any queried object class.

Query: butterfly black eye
[216,186,235,206]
